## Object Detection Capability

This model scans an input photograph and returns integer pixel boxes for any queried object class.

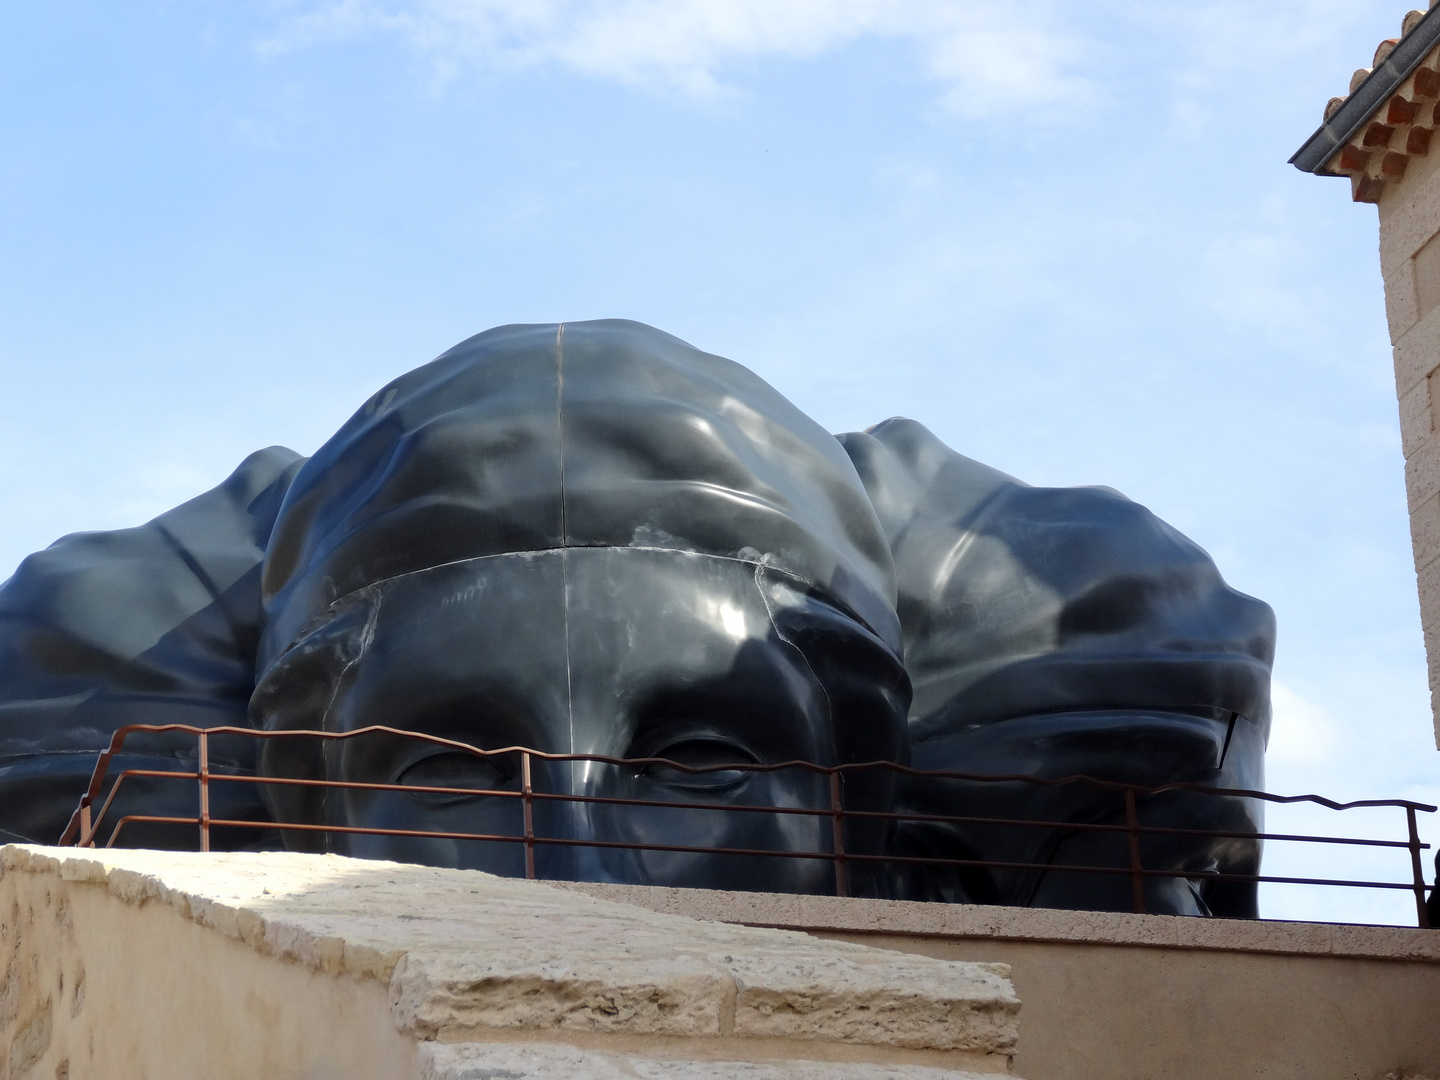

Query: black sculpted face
[253,550,909,894]
[0,319,1277,917]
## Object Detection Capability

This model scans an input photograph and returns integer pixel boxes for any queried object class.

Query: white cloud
[1266,679,1341,769]
[261,0,1095,116]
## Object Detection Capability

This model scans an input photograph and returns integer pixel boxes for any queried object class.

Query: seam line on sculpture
[557,324,575,758]
[753,561,840,787]
[314,590,382,834]
[557,322,568,547]
[562,547,576,760]
[292,548,888,646]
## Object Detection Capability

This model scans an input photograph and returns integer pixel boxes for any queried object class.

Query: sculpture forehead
[327,549,831,754]
[332,550,823,711]
[354,548,780,677]
[258,319,900,669]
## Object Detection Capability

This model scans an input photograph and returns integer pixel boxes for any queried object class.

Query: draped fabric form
[0,321,1274,915]
[0,447,303,848]
[840,419,1274,915]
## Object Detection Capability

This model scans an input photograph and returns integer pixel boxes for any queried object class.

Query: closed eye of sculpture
[396,753,515,801]
[636,741,758,792]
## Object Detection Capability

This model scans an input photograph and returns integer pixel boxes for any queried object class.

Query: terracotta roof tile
[1319,5,1440,202]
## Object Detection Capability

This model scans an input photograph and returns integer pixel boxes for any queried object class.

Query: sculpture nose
[530,757,613,883]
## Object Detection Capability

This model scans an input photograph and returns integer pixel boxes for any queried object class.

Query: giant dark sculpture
[0,321,1275,915]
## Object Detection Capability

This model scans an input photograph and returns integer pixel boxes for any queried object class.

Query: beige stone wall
[1379,140,1440,748]
[841,935,1440,1080]
[0,856,418,1079]
[6,847,1438,1079]
[0,847,1020,1080]
[561,881,1440,1080]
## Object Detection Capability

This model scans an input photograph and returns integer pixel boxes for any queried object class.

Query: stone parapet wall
[0,846,1019,1080]
[5,845,1437,1079]
[555,880,1440,961]
[558,881,1440,1080]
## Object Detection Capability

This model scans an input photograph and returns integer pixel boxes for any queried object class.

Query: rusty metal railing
[56,723,1438,926]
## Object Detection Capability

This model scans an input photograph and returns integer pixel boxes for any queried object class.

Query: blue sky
[1,0,1435,922]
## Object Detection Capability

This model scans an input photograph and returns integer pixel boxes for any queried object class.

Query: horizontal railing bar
[206,772,523,801]
[103,815,525,850]
[76,768,162,848]
[189,772,1429,850]
[103,814,214,848]
[69,723,1440,812]
[158,816,1224,872]
[193,818,843,862]
[832,850,1433,890]
[69,764,275,848]
[72,724,1440,918]
[103,814,1431,895]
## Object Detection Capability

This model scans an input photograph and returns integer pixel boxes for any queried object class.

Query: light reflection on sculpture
[0,321,1275,915]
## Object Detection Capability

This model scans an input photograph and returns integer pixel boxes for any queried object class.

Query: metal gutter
[1291,6,1440,174]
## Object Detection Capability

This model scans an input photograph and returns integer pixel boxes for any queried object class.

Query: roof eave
[1292,7,1440,175]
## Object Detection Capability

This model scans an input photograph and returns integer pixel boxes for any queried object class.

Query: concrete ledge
[547,883,1440,1079]
[0,847,1020,1079]
[553,881,1440,962]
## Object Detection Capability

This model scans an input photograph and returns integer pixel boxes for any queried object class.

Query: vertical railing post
[79,803,93,848]
[1123,787,1146,915]
[1407,805,1430,929]
[521,751,536,880]
[197,730,211,853]
[829,771,848,898]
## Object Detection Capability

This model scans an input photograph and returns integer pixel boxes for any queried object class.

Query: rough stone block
[1331,922,1440,961]
[726,954,1017,1052]
[1418,556,1440,627]
[0,846,1022,1071]
[1404,434,1440,509]
[1387,259,1421,340]
[1173,915,1332,955]
[1392,306,1440,397]
[1419,234,1440,327]
[1402,373,1436,458]
[961,904,1178,948]
[389,951,731,1040]
[1412,492,1440,572]
[1380,162,1440,278]
[417,1042,1002,1080]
